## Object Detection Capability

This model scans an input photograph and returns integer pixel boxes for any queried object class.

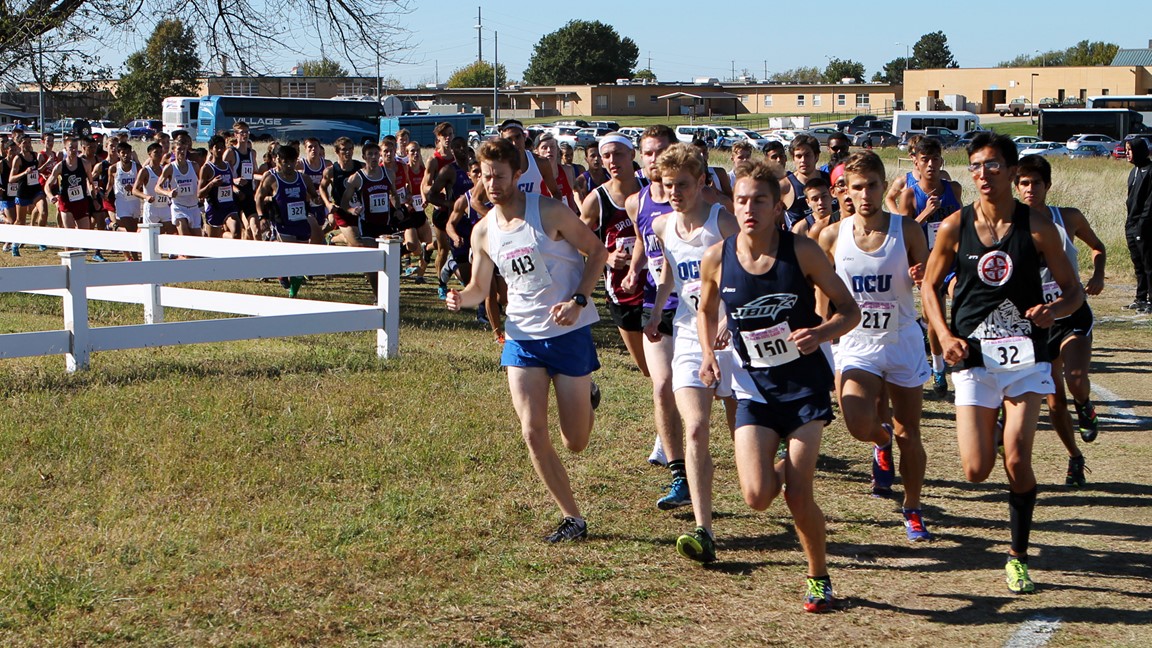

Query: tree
[522,20,638,85]
[997,41,1118,68]
[633,69,657,81]
[447,61,507,88]
[0,0,411,79]
[298,58,349,77]
[912,31,958,69]
[113,20,200,119]
[823,58,865,83]
[872,57,911,84]
[768,67,822,84]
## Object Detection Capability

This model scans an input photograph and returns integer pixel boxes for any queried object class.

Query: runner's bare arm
[1027,218,1085,327]
[902,215,930,284]
[445,195,469,247]
[884,173,907,213]
[132,167,150,201]
[921,210,964,364]
[544,198,609,326]
[622,192,648,293]
[1064,207,1106,295]
[696,241,726,384]
[537,153,563,200]
[447,219,493,310]
[794,235,860,354]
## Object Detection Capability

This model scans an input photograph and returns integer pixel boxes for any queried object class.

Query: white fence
[0,224,401,372]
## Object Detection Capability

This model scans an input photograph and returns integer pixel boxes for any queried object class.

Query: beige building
[904,66,1152,113]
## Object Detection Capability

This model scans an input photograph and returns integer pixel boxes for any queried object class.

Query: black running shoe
[590,381,601,410]
[544,517,588,543]
[1074,400,1098,443]
[1066,455,1089,488]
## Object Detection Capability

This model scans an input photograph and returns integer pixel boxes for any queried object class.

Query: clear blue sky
[109,0,1152,83]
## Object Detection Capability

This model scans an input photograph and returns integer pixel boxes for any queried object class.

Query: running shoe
[902,508,933,542]
[279,277,291,290]
[1123,300,1148,310]
[38,245,48,251]
[91,252,107,263]
[288,276,304,298]
[995,406,1006,458]
[1074,400,1098,443]
[871,423,895,496]
[676,526,716,563]
[10,244,19,258]
[931,370,948,396]
[1,243,9,252]
[544,517,587,543]
[413,276,427,285]
[657,476,691,510]
[776,439,788,462]
[648,435,667,467]
[590,381,601,410]
[436,284,447,299]
[1005,558,1035,594]
[803,577,835,613]
[1065,455,1089,488]
[402,265,417,276]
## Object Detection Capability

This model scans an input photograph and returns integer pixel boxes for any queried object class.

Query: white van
[891,110,980,137]
[161,96,200,135]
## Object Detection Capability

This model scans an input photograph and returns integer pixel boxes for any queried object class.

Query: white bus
[161,96,200,135]
[891,110,981,137]
[1086,95,1152,123]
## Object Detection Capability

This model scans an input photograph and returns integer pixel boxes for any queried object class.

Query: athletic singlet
[784,170,828,230]
[113,161,139,198]
[580,169,607,194]
[229,146,256,185]
[635,183,678,310]
[205,162,234,206]
[17,153,40,199]
[452,189,488,253]
[834,214,918,343]
[720,232,833,401]
[517,152,544,195]
[58,160,89,206]
[951,201,1048,369]
[1,157,15,199]
[554,164,577,211]
[911,180,961,250]
[486,192,600,340]
[92,159,110,197]
[1038,207,1081,316]
[271,170,309,224]
[356,168,393,225]
[451,160,472,199]
[302,158,326,206]
[168,160,199,208]
[142,166,171,210]
[330,160,364,207]
[397,164,425,210]
[594,185,644,306]
[663,203,724,340]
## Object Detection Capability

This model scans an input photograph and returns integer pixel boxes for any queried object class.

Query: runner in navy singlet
[199,135,240,238]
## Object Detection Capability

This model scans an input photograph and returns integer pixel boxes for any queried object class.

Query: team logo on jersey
[977,250,1013,287]
[971,299,1032,339]
[732,293,797,320]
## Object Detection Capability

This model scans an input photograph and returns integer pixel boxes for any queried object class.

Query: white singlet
[517,152,545,195]
[142,166,171,225]
[662,202,725,342]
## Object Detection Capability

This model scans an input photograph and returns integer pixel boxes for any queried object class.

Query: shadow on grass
[849,591,1152,625]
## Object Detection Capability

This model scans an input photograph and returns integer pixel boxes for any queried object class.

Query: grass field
[0,152,1148,645]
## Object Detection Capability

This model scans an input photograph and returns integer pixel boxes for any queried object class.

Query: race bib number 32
[982,336,1036,373]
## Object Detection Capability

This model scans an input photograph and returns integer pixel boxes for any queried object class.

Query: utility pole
[493,31,499,124]
[731,60,735,82]
[764,60,767,81]
[476,7,483,63]
[648,52,651,71]
[435,60,439,86]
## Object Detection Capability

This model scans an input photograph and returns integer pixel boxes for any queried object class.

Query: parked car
[730,128,773,151]
[554,126,582,148]
[1066,134,1118,151]
[766,128,804,145]
[1013,136,1041,151]
[675,124,704,144]
[124,119,163,140]
[468,126,499,146]
[617,127,644,145]
[554,119,589,129]
[839,114,877,133]
[573,127,615,147]
[807,126,843,145]
[851,130,900,148]
[952,129,992,150]
[922,127,961,147]
[1019,141,1069,157]
[1066,142,1112,159]
[1114,135,1152,160]
[0,124,42,139]
[588,120,620,131]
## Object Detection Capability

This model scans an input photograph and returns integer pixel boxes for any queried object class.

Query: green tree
[522,20,638,85]
[768,66,822,84]
[447,61,507,88]
[823,58,865,83]
[633,68,657,81]
[113,20,200,119]
[298,57,349,77]
[997,40,1119,67]
[872,57,911,84]
[912,31,958,69]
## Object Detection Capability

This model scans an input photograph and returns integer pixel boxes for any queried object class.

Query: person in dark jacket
[1125,137,1152,313]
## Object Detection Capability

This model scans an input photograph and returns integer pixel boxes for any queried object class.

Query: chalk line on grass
[1004,616,1061,648]
[1091,382,1145,426]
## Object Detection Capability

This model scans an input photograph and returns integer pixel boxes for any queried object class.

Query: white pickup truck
[995,98,1037,117]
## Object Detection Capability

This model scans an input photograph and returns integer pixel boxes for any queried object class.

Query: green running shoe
[1005,558,1035,594]
[676,526,716,563]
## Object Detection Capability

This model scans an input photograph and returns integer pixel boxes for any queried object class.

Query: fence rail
[0,223,401,372]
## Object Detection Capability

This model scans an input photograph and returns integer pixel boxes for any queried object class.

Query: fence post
[375,236,402,359]
[60,251,90,372]
[140,223,164,324]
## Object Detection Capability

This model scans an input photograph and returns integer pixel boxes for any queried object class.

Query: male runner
[107,141,142,259]
[44,137,94,233]
[819,151,933,540]
[132,142,173,233]
[199,135,241,238]
[792,176,836,239]
[645,143,739,563]
[255,143,322,296]
[697,159,860,612]
[224,121,259,239]
[921,133,1084,594]
[426,136,476,297]
[339,141,399,247]
[321,136,363,244]
[446,138,608,543]
[819,132,852,174]
[1015,154,1106,486]
[157,141,202,239]
[780,135,828,230]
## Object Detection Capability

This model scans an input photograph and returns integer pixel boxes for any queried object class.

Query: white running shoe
[648,434,667,467]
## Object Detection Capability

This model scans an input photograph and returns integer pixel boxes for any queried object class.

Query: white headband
[598,134,634,152]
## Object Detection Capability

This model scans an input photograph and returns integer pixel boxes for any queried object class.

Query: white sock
[931,354,945,373]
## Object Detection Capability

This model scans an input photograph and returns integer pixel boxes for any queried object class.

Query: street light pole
[1030,73,1039,126]
[895,42,910,109]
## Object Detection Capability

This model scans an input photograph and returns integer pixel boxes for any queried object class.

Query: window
[763,95,773,107]
[285,81,315,98]
[223,80,257,96]
[339,80,373,96]
[812,94,822,107]
[837,94,846,106]
[627,94,636,108]
[563,98,571,109]
[796,94,805,107]
[855,93,871,107]
[1101,88,1109,95]
[595,95,608,109]
[650,94,658,103]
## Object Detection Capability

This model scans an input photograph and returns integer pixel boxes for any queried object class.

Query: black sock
[668,459,686,481]
[1008,486,1038,558]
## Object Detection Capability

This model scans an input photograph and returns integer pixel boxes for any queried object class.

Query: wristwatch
[571,294,588,308]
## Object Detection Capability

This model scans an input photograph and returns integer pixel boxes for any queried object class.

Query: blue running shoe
[903,508,933,542]
[38,245,48,252]
[91,252,107,263]
[871,423,895,496]
[437,285,447,299]
[657,476,691,510]
[10,244,19,258]
[931,370,947,396]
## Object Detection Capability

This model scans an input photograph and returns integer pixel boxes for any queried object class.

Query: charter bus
[1086,95,1152,123]
[1038,108,1147,143]
[195,96,382,143]
[891,110,981,137]
[161,96,199,135]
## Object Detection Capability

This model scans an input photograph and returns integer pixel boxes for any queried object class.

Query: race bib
[500,246,553,293]
[368,192,389,214]
[981,336,1036,373]
[6,181,17,197]
[155,194,171,206]
[741,321,800,368]
[1041,280,1061,304]
[396,186,408,203]
[616,235,636,258]
[176,178,194,196]
[927,222,941,250]
[217,185,233,201]
[27,171,39,186]
[240,160,254,180]
[412,194,425,210]
[66,184,83,201]
[856,301,898,339]
[287,201,307,221]
[682,280,702,312]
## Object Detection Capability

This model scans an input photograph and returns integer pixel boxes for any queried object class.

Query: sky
[99,0,1152,85]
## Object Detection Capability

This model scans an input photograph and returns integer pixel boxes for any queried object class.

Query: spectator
[1125,137,1152,313]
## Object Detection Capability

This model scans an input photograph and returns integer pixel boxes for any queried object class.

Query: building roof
[1111,49,1152,66]
[0,108,38,119]
[657,91,741,101]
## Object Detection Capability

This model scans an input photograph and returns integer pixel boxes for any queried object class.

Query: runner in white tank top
[133,143,171,227]
[819,152,932,542]
[158,143,202,235]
